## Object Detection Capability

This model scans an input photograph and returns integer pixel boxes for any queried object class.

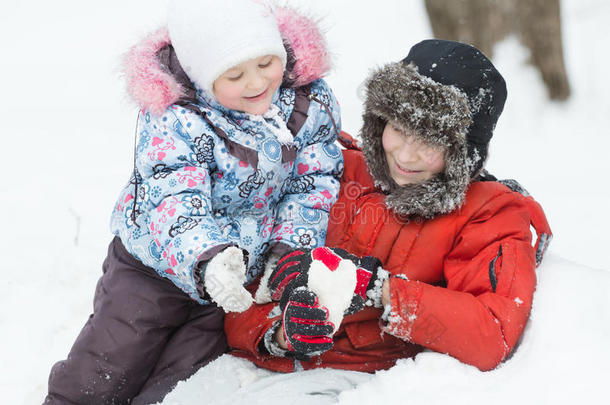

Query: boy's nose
[396,145,418,163]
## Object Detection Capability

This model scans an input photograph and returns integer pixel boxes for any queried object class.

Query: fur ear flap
[275,6,331,87]
[123,28,187,116]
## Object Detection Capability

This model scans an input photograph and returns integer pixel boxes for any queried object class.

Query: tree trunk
[424,0,570,100]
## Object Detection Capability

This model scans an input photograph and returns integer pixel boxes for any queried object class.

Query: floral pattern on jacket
[110,80,342,303]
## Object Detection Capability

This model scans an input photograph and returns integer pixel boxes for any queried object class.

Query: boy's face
[382,122,446,186]
[213,55,284,115]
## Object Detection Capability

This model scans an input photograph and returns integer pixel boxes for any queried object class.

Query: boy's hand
[381,278,391,307]
[278,287,334,360]
[204,246,253,312]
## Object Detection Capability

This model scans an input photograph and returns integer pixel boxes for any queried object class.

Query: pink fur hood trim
[124,7,331,116]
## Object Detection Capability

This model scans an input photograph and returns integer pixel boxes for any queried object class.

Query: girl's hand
[204,246,253,312]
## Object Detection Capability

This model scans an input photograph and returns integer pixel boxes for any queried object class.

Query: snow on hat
[167,0,288,95]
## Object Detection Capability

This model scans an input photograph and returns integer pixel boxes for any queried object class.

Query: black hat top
[402,40,507,173]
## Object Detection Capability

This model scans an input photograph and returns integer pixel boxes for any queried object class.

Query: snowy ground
[1,1,609,404]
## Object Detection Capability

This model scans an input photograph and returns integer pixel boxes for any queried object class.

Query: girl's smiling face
[382,122,446,185]
[212,55,284,115]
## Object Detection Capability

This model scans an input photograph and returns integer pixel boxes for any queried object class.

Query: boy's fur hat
[361,40,507,218]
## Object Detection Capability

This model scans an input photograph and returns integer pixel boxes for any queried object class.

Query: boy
[226,39,552,372]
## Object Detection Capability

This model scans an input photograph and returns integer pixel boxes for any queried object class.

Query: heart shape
[297,163,310,175]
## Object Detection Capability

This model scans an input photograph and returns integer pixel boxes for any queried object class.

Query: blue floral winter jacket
[111,75,342,303]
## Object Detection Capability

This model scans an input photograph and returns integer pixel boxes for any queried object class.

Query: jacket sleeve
[127,109,236,302]
[224,300,287,359]
[382,190,547,371]
[269,80,343,252]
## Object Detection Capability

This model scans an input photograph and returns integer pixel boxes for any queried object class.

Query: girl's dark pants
[44,237,228,404]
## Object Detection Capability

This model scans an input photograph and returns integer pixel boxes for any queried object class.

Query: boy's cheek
[424,150,446,172]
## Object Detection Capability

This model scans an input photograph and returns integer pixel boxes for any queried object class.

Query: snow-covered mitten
[346,255,389,313]
[204,246,253,312]
[281,287,334,360]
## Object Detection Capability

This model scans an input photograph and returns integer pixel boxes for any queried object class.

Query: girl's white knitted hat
[167,0,288,95]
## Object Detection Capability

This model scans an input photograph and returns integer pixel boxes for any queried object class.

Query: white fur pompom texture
[204,247,253,312]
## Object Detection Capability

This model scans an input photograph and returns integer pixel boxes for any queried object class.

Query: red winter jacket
[225,141,551,372]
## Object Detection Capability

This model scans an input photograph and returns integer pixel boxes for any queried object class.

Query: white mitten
[204,246,253,312]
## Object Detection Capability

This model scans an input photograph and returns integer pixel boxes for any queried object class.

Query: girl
[44,1,342,403]
[226,40,552,373]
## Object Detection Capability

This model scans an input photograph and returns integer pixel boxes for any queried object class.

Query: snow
[161,354,372,405]
[1,0,609,404]
[365,267,389,308]
[253,253,279,303]
[307,252,357,332]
